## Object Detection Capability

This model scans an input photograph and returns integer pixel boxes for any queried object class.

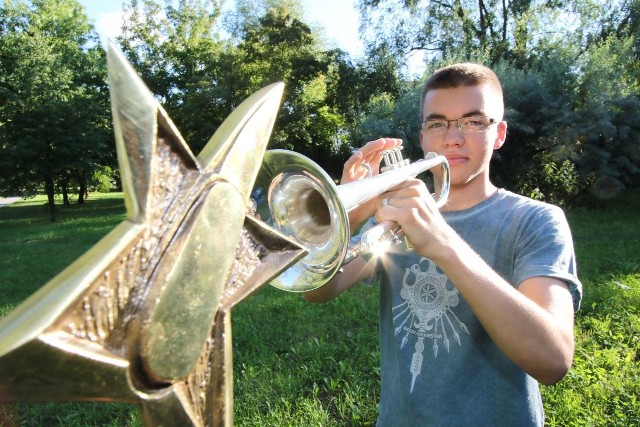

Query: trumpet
[252,147,450,292]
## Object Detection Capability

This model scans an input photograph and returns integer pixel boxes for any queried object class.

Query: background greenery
[0,193,638,426]
[2,0,640,222]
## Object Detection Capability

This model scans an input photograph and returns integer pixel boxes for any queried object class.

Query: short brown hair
[420,63,504,119]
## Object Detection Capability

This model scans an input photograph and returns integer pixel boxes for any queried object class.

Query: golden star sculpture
[0,43,305,426]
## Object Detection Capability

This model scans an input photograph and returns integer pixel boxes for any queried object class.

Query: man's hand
[342,138,402,230]
[373,176,453,261]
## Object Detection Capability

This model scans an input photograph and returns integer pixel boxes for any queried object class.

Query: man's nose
[443,123,464,145]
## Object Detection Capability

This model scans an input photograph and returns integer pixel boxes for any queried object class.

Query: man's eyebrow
[424,113,446,120]
[424,110,486,120]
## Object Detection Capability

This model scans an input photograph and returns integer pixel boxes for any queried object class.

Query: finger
[360,138,402,160]
[376,179,423,201]
[343,150,364,179]
[378,182,437,215]
[349,142,382,177]
[349,138,404,181]
[362,139,402,172]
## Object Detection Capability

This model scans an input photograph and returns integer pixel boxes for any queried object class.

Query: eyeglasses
[421,115,497,135]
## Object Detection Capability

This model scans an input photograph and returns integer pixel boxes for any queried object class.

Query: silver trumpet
[252,147,450,292]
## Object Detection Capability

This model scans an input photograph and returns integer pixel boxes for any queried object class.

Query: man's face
[419,84,506,189]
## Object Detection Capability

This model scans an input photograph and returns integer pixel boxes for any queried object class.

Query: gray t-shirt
[358,189,582,427]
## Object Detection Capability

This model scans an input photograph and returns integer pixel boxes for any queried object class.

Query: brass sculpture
[0,43,305,426]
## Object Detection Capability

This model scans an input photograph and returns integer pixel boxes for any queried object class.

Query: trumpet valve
[380,147,410,172]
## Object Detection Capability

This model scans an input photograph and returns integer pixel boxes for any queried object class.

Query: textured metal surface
[0,43,305,426]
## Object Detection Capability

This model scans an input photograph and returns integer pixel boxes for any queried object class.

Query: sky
[78,0,364,56]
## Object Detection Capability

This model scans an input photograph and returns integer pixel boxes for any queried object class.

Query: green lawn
[0,191,638,426]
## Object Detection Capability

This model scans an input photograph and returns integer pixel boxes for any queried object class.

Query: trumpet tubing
[252,149,449,292]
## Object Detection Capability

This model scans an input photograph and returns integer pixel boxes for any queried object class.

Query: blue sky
[78,0,364,56]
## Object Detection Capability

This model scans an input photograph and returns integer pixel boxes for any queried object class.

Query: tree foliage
[0,0,111,221]
[118,0,379,176]
[118,0,228,152]
[357,0,610,66]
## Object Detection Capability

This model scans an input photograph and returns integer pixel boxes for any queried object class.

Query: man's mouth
[445,155,467,165]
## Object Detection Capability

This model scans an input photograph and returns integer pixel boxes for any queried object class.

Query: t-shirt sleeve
[512,205,583,312]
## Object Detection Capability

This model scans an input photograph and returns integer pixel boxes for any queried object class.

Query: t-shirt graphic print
[393,257,469,392]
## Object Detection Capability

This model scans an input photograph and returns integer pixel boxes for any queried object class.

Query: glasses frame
[421,115,497,135]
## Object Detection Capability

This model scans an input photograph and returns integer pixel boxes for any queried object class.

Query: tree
[0,0,111,221]
[118,0,362,177]
[118,0,229,153]
[233,6,349,174]
[326,46,402,150]
[231,1,404,176]
[571,35,640,198]
[356,0,612,69]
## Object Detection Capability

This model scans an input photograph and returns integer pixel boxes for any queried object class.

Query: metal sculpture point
[0,42,306,426]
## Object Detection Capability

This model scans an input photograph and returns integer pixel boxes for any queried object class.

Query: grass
[542,193,640,427]
[0,191,639,426]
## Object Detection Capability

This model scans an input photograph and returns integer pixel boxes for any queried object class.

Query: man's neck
[439,177,498,212]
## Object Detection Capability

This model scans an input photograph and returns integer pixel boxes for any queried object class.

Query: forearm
[430,235,575,384]
[304,256,376,303]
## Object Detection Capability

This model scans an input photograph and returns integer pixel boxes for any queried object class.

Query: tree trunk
[78,187,86,204]
[77,172,87,204]
[62,180,70,206]
[45,177,56,222]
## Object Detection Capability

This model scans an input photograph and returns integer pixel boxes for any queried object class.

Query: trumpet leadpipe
[338,152,449,211]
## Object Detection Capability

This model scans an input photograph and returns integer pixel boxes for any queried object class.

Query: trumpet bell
[253,150,349,292]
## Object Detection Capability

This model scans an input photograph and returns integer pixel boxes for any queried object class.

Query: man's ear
[494,121,507,150]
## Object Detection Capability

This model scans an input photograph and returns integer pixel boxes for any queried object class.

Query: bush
[90,166,119,193]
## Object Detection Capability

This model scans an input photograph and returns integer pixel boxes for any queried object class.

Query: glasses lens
[459,116,492,133]
[422,120,447,133]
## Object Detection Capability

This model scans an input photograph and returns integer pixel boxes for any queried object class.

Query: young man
[305,63,582,426]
